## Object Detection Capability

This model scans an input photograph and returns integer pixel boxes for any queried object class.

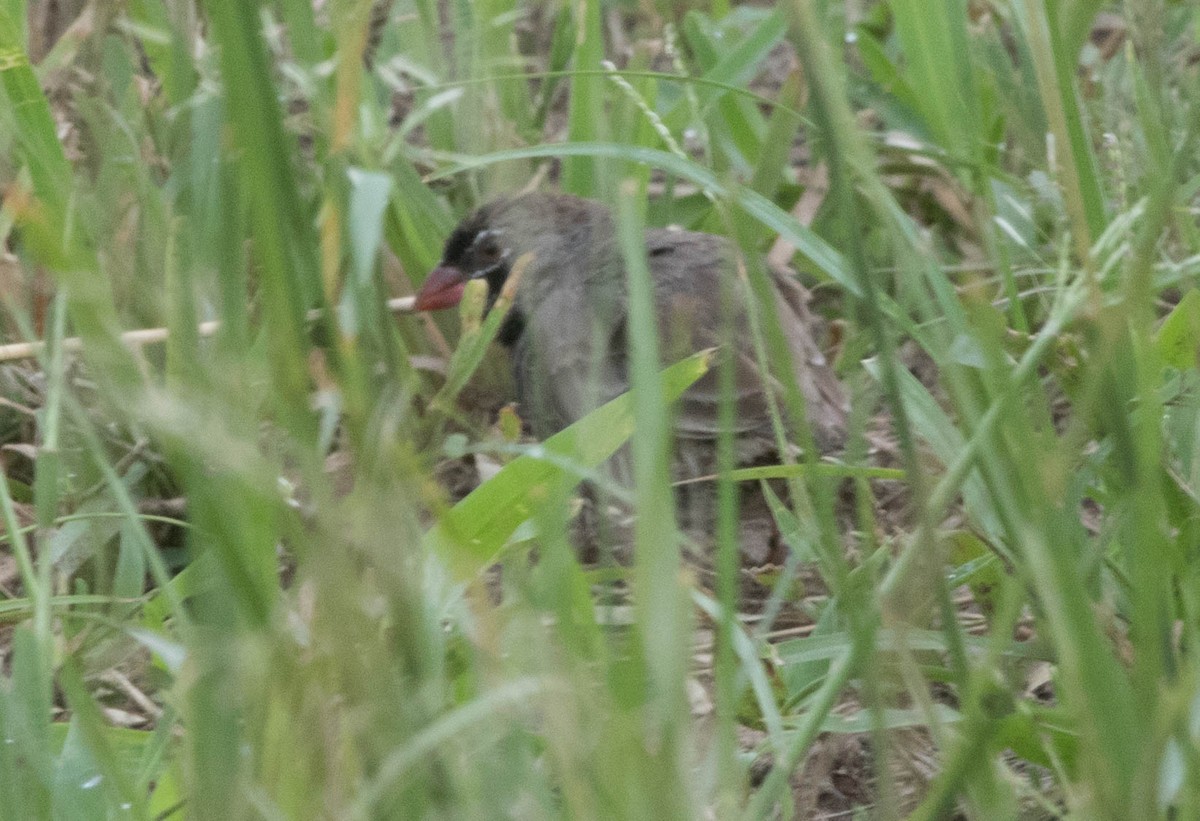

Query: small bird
[415,192,846,565]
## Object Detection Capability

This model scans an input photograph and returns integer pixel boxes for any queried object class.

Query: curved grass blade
[425,350,712,579]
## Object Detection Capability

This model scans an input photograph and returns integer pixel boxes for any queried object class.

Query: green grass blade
[425,351,711,579]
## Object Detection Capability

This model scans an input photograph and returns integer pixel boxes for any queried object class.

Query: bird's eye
[467,229,506,277]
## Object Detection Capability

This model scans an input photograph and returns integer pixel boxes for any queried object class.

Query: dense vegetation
[1,0,1199,818]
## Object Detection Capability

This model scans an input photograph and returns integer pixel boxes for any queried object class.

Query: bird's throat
[496,309,525,347]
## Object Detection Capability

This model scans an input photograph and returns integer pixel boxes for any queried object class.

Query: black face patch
[466,230,508,278]
[439,205,515,314]
[441,210,491,266]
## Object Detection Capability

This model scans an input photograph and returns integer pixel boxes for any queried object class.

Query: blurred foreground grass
[1,1,1200,818]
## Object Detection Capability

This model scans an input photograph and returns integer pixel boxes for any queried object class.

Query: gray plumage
[425,192,847,563]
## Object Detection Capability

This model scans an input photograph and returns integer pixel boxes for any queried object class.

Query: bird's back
[510,206,845,453]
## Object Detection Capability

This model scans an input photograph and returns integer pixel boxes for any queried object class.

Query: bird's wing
[517,229,845,458]
[645,231,776,446]
[646,230,846,455]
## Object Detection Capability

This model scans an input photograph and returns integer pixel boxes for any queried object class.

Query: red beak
[413,265,467,311]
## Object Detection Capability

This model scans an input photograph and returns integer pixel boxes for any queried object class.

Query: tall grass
[1,1,1199,818]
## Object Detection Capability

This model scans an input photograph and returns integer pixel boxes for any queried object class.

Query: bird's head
[414,193,616,316]
[413,206,514,312]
